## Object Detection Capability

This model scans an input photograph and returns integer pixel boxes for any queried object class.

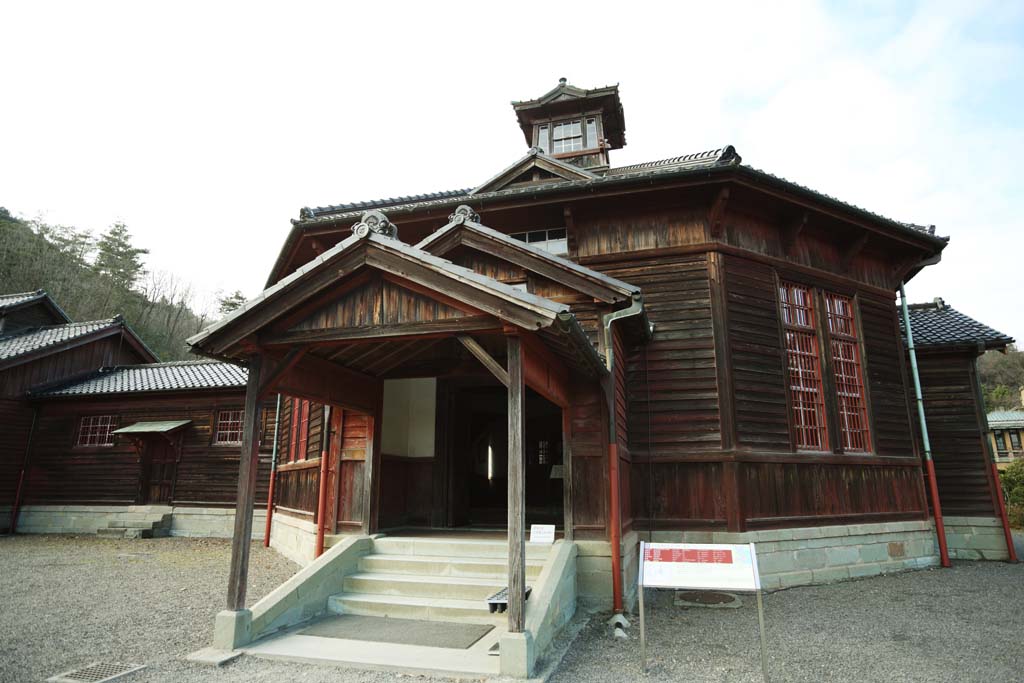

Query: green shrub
[1000,461,1024,527]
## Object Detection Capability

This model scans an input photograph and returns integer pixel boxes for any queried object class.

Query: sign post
[638,541,770,681]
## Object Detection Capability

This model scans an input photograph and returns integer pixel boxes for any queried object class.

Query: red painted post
[315,405,332,558]
[990,461,1018,562]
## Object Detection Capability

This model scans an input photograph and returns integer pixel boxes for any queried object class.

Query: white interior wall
[381,378,436,458]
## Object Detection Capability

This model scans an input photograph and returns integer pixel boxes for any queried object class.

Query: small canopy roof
[113,420,191,435]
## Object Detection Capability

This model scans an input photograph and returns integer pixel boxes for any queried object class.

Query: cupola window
[535,118,600,155]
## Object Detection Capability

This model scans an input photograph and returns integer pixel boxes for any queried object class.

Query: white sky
[2,1,1022,340]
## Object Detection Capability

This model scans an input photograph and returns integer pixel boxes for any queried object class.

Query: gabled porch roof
[187,215,607,379]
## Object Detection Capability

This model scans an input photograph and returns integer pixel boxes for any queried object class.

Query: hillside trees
[0,208,211,360]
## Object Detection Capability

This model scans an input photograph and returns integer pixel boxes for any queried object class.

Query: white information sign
[640,542,761,591]
[637,541,769,681]
[529,524,555,545]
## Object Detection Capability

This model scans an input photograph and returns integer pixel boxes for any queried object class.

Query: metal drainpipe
[315,404,332,558]
[900,284,951,568]
[600,293,652,613]
[263,393,282,548]
[9,407,39,535]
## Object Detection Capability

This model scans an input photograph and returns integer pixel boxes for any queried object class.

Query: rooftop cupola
[511,78,626,171]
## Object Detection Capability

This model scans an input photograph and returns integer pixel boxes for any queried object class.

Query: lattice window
[825,293,871,452]
[214,409,244,445]
[552,120,583,153]
[77,415,117,447]
[780,283,828,450]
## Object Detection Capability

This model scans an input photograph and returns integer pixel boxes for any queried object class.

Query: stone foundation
[267,511,318,565]
[944,516,1011,560]
[10,504,266,539]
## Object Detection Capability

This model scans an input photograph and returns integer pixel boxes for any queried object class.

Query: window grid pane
[552,119,583,153]
[780,282,828,450]
[77,415,117,447]
[215,409,244,444]
[824,292,871,452]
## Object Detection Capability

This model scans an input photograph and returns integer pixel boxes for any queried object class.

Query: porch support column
[507,334,526,633]
[227,355,263,611]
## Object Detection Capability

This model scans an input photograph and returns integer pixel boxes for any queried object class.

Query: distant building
[988,407,1024,470]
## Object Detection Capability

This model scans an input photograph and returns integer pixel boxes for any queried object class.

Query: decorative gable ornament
[351,209,398,240]
[448,205,480,224]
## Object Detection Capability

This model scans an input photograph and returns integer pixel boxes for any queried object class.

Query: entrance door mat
[299,615,494,649]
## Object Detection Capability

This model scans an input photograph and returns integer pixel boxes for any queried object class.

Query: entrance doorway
[445,378,564,529]
[139,438,176,504]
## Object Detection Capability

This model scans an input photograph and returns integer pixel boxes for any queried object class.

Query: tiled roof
[0,290,47,311]
[988,410,1024,428]
[0,319,120,362]
[36,360,247,396]
[900,299,1014,349]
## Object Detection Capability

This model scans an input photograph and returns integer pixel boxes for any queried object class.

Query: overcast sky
[2,1,1022,340]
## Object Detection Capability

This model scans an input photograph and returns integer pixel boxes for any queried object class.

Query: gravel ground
[1,535,1022,683]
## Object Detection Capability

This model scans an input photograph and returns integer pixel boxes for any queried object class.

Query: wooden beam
[506,334,526,633]
[363,388,384,534]
[226,355,262,610]
[521,331,570,408]
[458,335,509,387]
[840,232,870,273]
[782,211,808,252]
[274,353,380,414]
[257,348,309,400]
[707,187,730,240]
[262,316,501,346]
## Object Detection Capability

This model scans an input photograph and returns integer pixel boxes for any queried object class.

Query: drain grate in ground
[674,590,742,608]
[47,662,146,683]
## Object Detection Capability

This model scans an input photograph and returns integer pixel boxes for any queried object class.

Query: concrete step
[373,536,553,560]
[343,572,505,602]
[327,593,501,624]
[97,527,126,539]
[359,554,544,580]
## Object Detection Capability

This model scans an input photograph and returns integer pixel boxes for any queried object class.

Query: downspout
[315,404,332,558]
[263,393,282,548]
[9,407,39,535]
[899,284,951,568]
[600,293,653,613]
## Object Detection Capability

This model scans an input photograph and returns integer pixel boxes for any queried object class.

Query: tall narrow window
[585,118,598,147]
[535,125,549,153]
[779,282,828,450]
[214,409,244,445]
[76,415,117,447]
[824,293,871,452]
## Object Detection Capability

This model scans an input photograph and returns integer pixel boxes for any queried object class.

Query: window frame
[534,116,602,155]
[777,278,874,455]
[1011,430,1022,451]
[75,414,118,448]
[778,281,831,452]
[509,228,568,255]
[213,408,244,446]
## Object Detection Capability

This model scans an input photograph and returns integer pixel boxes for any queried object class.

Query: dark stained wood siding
[915,351,998,516]
[0,399,33,509]
[568,381,608,539]
[722,254,792,450]
[24,393,274,507]
[860,296,916,456]
[294,276,466,332]
[0,334,148,398]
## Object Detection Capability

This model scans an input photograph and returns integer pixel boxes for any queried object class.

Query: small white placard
[639,542,761,592]
[549,465,564,480]
[529,524,556,545]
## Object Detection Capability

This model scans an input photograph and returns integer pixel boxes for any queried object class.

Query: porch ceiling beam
[371,337,445,375]
[261,316,502,346]
[256,347,309,401]
[458,335,510,387]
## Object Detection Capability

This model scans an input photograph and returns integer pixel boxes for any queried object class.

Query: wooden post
[362,383,384,534]
[227,355,262,611]
[507,334,526,633]
[561,409,573,543]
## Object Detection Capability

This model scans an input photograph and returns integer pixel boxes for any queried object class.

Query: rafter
[458,334,510,387]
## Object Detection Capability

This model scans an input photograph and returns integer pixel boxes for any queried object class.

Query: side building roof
[34,360,247,397]
[0,317,157,370]
[0,289,71,323]
[987,410,1024,429]
[900,298,1014,350]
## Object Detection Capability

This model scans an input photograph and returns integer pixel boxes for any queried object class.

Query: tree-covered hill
[0,207,214,360]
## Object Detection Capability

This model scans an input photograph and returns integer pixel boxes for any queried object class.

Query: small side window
[77,415,117,447]
[215,409,244,445]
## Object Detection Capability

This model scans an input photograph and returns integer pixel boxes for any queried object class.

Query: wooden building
[192,81,1016,674]
[987,408,1024,469]
[0,291,157,531]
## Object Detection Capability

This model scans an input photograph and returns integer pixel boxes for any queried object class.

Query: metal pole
[638,541,647,673]
[899,284,951,568]
[756,591,769,683]
[263,393,282,548]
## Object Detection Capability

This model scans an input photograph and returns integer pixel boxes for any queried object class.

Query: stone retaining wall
[9,504,266,538]
[267,511,317,565]
[944,516,1011,560]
